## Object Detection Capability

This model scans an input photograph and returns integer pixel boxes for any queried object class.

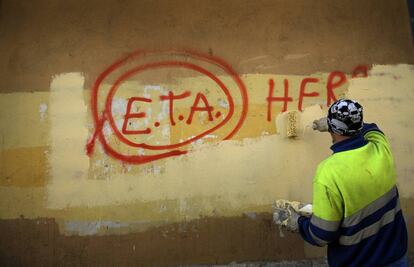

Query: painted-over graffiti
[86,49,368,164]
[86,49,248,164]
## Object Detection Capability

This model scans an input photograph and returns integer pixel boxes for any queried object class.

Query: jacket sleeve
[362,123,396,157]
[298,180,343,246]
[361,123,382,135]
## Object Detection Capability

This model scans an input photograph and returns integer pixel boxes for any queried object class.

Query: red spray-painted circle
[86,49,248,164]
[105,61,235,150]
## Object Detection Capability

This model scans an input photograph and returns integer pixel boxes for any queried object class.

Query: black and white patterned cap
[327,99,363,136]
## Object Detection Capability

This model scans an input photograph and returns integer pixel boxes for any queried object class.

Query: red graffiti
[266,65,369,121]
[86,49,368,164]
[159,91,191,126]
[266,78,292,121]
[86,49,248,164]
[186,93,215,124]
[326,71,347,107]
[352,65,369,78]
[298,78,320,112]
[122,97,152,135]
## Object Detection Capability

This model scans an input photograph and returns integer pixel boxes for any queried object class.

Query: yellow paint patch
[0,92,49,150]
[0,146,48,187]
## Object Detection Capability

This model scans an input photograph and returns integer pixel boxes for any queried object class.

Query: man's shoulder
[314,153,351,185]
[316,155,337,171]
[314,156,337,183]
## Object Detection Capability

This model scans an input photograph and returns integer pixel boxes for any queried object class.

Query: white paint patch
[239,55,269,65]
[143,85,164,98]
[144,85,170,141]
[218,98,229,109]
[111,97,128,116]
[255,64,278,70]
[111,98,131,131]
[244,212,257,219]
[144,108,152,128]
[102,121,113,138]
[138,148,145,155]
[278,226,285,238]
[150,165,162,175]
[64,221,129,236]
[283,53,310,60]
[179,198,188,214]
[39,103,48,122]
[161,125,170,138]
[159,204,167,213]
[115,119,124,131]
[62,220,170,236]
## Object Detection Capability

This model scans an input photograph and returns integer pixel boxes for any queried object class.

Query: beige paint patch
[47,73,90,208]
[0,185,272,222]
[347,64,414,198]
[47,106,329,210]
[45,71,342,210]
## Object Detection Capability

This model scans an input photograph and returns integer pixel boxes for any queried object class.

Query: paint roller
[283,109,327,138]
[275,110,300,138]
[286,110,300,138]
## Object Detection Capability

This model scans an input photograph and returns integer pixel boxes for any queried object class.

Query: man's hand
[312,117,329,132]
[273,200,312,232]
[273,206,300,232]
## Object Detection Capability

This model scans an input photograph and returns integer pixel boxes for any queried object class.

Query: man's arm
[298,181,343,246]
[360,123,383,135]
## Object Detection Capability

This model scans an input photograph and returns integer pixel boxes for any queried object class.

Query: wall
[0,0,414,266]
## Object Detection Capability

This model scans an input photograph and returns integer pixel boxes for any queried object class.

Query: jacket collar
[330,132,368,154]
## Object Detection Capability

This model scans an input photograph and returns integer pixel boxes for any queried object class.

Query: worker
[274,99,408,267]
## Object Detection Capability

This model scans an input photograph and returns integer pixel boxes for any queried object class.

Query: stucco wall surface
[0,0,413,266]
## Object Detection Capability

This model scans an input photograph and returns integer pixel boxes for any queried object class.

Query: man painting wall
[274,99,408,267]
